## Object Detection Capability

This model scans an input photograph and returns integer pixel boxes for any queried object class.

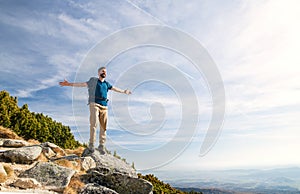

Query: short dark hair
[98,67,106,72]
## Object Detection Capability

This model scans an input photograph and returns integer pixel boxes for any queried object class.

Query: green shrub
[138,173,202,194]
[0,90,81,149]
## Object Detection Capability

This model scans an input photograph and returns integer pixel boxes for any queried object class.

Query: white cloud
[134,0,300,170]
[221,0,300,116]
[165,0,299,125]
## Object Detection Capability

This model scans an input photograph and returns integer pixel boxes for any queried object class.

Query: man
[59,67,131,154]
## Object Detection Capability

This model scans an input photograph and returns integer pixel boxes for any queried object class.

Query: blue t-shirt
[87,77,113,106]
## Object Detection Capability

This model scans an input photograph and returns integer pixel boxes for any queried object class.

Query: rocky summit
[0,136,153,193]
[81,149,152,194]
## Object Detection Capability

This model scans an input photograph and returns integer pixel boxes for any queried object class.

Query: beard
[100,73,106,78]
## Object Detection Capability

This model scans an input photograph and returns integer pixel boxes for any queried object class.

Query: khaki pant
[89,103,108,147]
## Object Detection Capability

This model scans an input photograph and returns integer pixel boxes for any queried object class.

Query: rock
[50,154,96,172]
[3,145,42,164]
[42,147,56,159]
[80,183,119,194]
[81,156,96,171]
[51,154,79,161]
[0,187,59,194]
[82,170,153,194]
[3,139,29,147]
[80,148,152,193]
[19,162,75,192]
[41,142,66,156]
[82,148,137,178]
[0,141,154,193]
[12,178,42,189]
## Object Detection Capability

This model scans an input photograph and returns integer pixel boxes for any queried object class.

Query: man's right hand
[59,79,69,86]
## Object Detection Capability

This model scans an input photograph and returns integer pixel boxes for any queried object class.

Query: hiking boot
[97,144,106,155]
[88,143,95,150]
[82,146,95,156]
[87,143,95,153]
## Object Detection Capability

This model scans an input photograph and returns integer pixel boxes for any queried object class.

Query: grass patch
[54,159,81,172]
[0,126,23,140]
[65,146,85,157]
[0,164,14,183]
[63,174,85,194]
[36,153,49,162]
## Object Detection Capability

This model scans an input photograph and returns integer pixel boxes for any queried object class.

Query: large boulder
[19,162,75,192]
[81,149,153,194]
[81,156,96,171]
[82,148,137,178]
[2,145,42,164]
[80,183,119,194]
[82,170,153,194]
[2,139,29,147]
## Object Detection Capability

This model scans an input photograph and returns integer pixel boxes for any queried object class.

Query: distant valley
[152,167,300,194]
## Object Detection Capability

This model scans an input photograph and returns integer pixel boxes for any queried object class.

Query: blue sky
[1,0,299,174]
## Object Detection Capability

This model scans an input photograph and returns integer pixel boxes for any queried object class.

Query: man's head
[98,67,106,78]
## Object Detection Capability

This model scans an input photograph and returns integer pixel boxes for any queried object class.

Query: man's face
[99,69,106,78]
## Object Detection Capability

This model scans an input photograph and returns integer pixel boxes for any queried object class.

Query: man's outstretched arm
[59,79,87,87]
[111,86,132,95]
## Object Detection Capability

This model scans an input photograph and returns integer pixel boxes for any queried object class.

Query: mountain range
[153,167,300,194]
